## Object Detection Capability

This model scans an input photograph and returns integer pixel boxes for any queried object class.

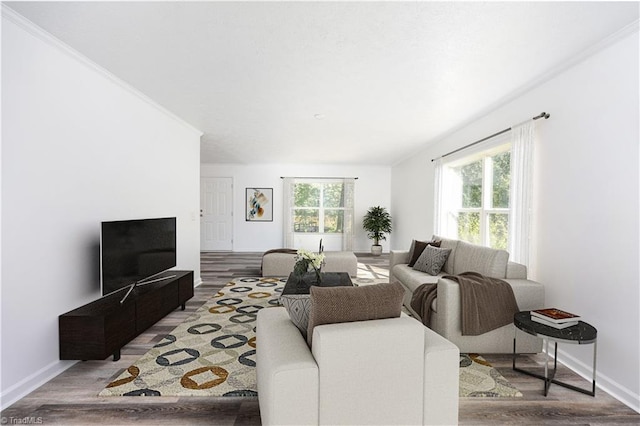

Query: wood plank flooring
[2,252,638,425]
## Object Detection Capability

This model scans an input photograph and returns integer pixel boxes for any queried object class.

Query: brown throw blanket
[260,248,297,275]
[410,271,519,336]
[410,283,438,328]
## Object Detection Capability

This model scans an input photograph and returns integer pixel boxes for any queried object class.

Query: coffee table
[282,271,353,295]
[512,310,597,396]
[279,272,353,337]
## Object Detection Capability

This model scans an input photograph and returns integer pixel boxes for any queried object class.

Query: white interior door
[201,177,233,251]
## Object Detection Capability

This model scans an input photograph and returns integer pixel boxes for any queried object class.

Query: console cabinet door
[59,301,136,360]
[136,281,180,332]
[179,272,195,305]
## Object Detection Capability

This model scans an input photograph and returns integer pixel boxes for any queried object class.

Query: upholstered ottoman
[262,251,358,277]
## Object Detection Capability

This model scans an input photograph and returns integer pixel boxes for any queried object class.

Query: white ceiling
[5,2,639,165]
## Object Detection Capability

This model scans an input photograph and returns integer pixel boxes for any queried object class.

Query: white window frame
[441,142,512,249]
[283,177,355,252]
[293,179,347,234]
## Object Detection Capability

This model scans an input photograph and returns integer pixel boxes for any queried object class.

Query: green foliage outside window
[457,212,480,245]
[323,183,345,208]
[453,150,511,250]
[324,210,344,233]
[489,213,509,250]
[492,151,510,209]
[460,160,482,208]
[294,183,320,207]
[293,209,319,232]
[293,182,345,233]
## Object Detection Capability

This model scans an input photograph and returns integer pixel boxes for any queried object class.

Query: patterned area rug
[459,354,522,397]
[99,277,521,398]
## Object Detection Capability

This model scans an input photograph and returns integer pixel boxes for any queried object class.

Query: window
[435,120,535,265]
[283,178,355,251]
[441,144,511,250]
[293,182,346,233]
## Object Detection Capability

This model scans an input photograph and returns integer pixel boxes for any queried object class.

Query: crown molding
[2,5,203,138]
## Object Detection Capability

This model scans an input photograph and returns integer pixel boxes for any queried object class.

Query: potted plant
[362,206,392,256]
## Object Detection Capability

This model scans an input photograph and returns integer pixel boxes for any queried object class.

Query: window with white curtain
[283,178,355,251]
[293,182,346,233]
[449,144,511,249]
[436,142,512,250]
[435,119,535,266]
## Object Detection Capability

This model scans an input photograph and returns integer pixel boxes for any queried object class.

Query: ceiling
[5,2,639,165]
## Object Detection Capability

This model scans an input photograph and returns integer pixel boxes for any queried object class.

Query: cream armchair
[256,307,460,426]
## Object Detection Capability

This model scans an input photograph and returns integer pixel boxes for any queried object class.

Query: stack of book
[531,308,581,329]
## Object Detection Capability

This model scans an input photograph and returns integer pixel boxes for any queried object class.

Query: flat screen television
[101,217,177,297]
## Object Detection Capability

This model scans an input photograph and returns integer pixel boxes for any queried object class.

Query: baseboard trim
[0,359,77,410]
[554,347,640,414]
[1,274,202,410]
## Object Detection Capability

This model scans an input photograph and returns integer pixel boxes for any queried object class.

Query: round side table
[513,311,597,396]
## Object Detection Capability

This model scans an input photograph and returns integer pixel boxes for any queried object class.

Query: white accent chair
[257,307,460,426]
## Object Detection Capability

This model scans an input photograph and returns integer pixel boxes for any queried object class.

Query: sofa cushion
[452,240,509,278]
[507,262,527,279]
[412,245,452,275]
[306,282,404,346]
[432,235,459,274]
[392,264,439,293]
[407,239,419,261]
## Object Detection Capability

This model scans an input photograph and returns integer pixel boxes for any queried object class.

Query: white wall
[201,163,392,253]
[392,29,639,411]
[1,11,202,407]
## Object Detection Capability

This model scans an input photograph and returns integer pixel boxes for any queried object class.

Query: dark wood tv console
[59,270,194,361]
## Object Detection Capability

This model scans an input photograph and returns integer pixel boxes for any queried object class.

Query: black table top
[514,311,597,344]
[282,272,353,296]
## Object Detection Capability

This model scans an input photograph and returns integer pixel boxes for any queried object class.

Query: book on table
[531,308,581,323]
[531,316,579,329]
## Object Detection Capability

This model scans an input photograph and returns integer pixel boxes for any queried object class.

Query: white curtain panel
[282,177,295,248]
[434,159,461,239]
[433,158,444,236]
[342,178,356,251]
[508,120,535,266]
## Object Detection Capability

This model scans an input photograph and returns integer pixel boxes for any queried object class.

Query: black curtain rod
[280,176,358,179]
[431,112,550,162]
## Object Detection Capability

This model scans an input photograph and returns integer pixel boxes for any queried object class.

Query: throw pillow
[306,281,405,346]
[408,239,442,267]
[279,294,313,338]
[408,239,418,258]
[412,245,452,276]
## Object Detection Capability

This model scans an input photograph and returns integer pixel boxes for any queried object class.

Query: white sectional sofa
[257,307,460,426]
[390,236,544,353]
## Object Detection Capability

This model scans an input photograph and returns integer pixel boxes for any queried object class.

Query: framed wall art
[246,188,273,222]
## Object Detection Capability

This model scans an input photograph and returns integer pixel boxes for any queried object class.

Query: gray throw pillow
[279,294,312,338]
[413,245,452,275]
[306,281,404,347]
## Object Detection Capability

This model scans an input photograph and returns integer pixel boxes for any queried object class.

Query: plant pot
[371,245,383,256]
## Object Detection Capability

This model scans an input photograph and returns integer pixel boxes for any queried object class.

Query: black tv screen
[101,217,177,296]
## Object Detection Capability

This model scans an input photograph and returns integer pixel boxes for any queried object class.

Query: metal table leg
[513,333,596,397]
